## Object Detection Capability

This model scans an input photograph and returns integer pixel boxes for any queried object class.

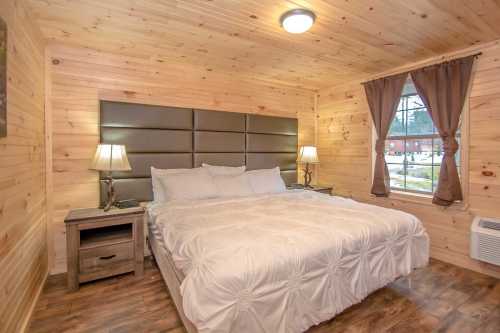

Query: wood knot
[482,170,495,177]
[123,90,136,97]
[52,58,61,65]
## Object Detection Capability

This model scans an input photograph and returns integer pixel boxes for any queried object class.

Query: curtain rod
[361,52,483,85]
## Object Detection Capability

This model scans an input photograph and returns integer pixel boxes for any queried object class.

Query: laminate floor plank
[28,258,499,333]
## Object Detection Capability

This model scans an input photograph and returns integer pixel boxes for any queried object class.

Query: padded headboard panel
[100,101,298,203]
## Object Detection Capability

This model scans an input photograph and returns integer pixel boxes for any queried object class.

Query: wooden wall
[0,0,47,332]
[316,41,500,279]
[46,43,316,273]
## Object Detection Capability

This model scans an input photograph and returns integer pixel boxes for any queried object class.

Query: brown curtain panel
[364,73,408,196]
[410,55,474,206]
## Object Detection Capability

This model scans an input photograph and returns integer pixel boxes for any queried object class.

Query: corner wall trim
[20,271,48,333]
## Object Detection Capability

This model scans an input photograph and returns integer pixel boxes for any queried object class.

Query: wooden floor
[28,258,499,333]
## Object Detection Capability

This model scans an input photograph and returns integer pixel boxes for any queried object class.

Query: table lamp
[297,146,319,188]
[90,144,131,211]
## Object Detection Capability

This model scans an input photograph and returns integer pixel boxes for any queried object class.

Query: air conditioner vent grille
[479,220,500,231]
[471,216,500,266]
[478,234,500,264]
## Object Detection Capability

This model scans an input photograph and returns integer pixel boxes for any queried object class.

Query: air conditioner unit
[471,216,500,266]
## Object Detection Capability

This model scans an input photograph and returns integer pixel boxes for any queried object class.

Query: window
[385,79,461,194]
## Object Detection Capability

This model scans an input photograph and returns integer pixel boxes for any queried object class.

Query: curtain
[363,73,408,196]
[410,55,474,206]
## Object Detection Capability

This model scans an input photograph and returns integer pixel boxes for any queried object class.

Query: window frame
[369,81,469,205]
[386,92,459,195]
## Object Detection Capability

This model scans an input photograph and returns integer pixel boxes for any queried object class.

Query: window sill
[371,190,469,211]
[390,190,433,204]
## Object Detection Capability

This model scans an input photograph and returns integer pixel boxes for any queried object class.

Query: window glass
[407,109,433,135]
[385,139,405,164]
[432,138,444,165]
[455,136,461,166]
[404,138,432,165]
[384,78,462,194]
[387,164,405,190]
[432,165,441,191]
[407,94,425,109]
[406,164,433,193]
[388,111,406,136]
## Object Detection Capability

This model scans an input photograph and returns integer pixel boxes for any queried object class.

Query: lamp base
[103,176,116,212]
[303,163,313,188]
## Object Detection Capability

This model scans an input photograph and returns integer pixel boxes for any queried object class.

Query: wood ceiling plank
[26,0,500,89]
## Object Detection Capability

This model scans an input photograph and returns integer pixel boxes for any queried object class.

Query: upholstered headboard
[99,101,298,203]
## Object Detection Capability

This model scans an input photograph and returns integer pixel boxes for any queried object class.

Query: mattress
[147,206,166,246]
[149,190,429,333]
[147,204,186,280]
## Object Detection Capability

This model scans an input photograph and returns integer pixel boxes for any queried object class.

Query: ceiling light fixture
[280,9,316,34]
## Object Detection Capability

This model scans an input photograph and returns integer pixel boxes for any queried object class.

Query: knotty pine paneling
[47,43,315,273]
[25,0,500,90]
[316,41,500,279]
[0,0,47,332]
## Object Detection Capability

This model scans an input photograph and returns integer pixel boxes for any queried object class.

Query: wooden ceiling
[26,0,500,90]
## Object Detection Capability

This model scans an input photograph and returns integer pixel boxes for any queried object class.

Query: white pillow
[246,167,286,194]
[202,163,246,176]
[212,173,254,198]
[158,167,218,201]
[151,167,197,202]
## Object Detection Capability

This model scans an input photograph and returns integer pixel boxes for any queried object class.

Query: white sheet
[148,190,429,333]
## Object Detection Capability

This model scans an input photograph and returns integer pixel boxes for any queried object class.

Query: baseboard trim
[20,270,48,333]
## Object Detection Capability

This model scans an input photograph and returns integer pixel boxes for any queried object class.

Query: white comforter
[149,190,429,333]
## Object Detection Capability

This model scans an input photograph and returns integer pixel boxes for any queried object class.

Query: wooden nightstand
[288,184,333,195]
[306,185,333,194]
[307,185,333,195]
[64,207,145,291]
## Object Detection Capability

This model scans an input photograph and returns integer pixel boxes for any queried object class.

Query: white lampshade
[297,146,319,164]
[89,144,131,171]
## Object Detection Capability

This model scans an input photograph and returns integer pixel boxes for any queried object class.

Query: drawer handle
[99,254,116,260]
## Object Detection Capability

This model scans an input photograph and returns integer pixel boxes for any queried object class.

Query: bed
[147,190,429,333]
[98,101,429,333]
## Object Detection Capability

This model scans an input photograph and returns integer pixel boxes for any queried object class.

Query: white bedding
[148,190,429,333]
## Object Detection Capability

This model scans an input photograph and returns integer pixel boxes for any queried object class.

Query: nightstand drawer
[79,242,134,273]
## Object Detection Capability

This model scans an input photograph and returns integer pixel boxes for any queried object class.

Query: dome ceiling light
[280,8,316,34]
